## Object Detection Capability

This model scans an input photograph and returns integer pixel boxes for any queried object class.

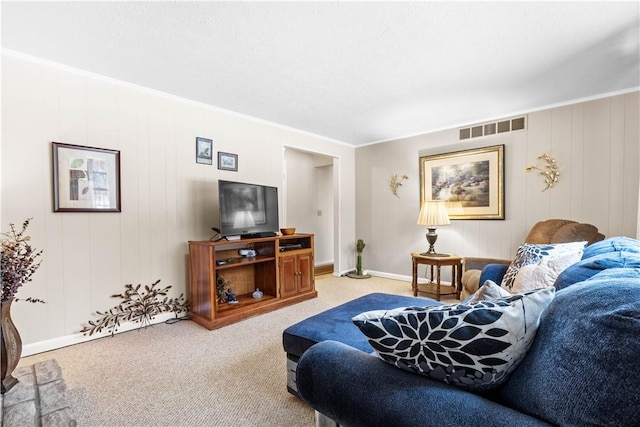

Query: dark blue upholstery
[297,341,551,427]
[478,263,509,287]
[478,236,640,291]
[581,235,640,259]
[554,251,640,290]
[292,237,640,426]
[498,268,640,426]
[283,293,440,357]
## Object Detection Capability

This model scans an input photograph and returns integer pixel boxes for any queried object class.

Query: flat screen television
[218,180,279,239]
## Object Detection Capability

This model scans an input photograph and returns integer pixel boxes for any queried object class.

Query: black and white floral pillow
[352,287,555,390]
[501,242,586,291]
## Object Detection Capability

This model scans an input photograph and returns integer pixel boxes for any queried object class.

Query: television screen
[218,180,279,238]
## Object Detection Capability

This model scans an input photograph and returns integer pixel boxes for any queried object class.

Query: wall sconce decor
[390,174,408,197]
[526,153,559,191]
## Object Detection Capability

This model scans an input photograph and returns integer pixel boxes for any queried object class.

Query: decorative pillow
[510,251,582,293]
[352,287,555,391]
[467,280,511,303]
[500,241,586,291]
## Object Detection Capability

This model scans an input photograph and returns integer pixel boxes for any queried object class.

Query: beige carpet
[17,275,459,426]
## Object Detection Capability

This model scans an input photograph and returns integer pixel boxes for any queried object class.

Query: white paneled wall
[2,51,636,354]
[356,92,640,280]
[1,53,355,353]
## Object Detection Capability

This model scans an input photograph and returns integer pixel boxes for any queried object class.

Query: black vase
[1,298,22,394]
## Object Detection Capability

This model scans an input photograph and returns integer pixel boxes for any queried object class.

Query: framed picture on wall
[420,145,504,220]
[196,137,213,165]
[218,152,238,171]
[52,142,121,212]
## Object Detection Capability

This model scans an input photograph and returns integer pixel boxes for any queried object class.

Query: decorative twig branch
[390,174,409,197]
[80,279,189,336]
[525,153,559,191]
[1,217,45,303]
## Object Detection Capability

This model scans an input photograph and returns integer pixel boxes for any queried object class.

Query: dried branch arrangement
[525,153,559,191]
[1,218,45,303]
[389,174,409,197]
[81,279,189,336]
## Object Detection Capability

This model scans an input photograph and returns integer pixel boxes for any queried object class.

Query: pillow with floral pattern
[500,241,586,292]
[352,287,555,390]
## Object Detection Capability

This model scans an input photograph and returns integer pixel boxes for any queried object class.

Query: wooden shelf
[215,256,276,270]
[217,293,276,314]
[188,234,316,330]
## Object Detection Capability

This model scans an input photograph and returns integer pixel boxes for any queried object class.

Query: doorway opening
[283,147,338,276]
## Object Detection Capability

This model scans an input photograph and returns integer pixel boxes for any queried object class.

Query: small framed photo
[218,152,238,171]
[52,142,121,212]
[196,137,213,165]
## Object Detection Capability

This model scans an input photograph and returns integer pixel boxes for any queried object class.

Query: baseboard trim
[366,270,410,282]
[366,270,452,285]
[21,312,180,357]
[314,264,334,276]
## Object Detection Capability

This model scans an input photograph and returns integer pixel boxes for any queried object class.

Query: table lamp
[417,200,450,256]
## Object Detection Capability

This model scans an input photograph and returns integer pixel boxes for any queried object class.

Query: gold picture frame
[420,145,504,220]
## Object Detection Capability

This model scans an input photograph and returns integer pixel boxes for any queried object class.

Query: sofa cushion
[498,269,640,426]
[554,251,640,290]
[283,293,441,358]
[352,287,555,391]
[500,241,586,291]
[581,235,640,259]
[524,219,576,243]
[523,219,602,245]
[549,222,599,244]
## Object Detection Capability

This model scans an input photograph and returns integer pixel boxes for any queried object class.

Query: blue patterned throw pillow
[500,241,586,291]
[352,287,555,390]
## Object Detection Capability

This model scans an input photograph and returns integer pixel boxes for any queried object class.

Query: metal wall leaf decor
[525,153,559,191]
[390,174,408,197]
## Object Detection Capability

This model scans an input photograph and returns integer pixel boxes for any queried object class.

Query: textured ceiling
[2,1,639,146]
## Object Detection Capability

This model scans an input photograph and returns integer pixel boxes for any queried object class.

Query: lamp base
[423,228,448,257]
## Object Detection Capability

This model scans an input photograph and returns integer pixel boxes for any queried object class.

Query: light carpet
[17,275,459,426]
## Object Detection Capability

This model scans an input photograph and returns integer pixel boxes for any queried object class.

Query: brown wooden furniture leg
[412,257,418,296]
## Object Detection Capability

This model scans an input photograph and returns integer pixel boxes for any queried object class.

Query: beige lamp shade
[417,200,451,226]
[417,200,450,256]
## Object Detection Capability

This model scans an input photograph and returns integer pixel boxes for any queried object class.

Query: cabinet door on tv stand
[279,256,298,299]
[297,252,314,294]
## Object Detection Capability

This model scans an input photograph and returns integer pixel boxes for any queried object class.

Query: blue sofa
[291,237,640,427]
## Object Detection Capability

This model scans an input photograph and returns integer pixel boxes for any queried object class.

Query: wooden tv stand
[188,234,317,330]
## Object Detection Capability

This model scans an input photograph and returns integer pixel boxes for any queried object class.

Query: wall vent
[459,116,526,140]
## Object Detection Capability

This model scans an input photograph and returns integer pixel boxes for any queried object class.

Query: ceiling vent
[459,116,526,140]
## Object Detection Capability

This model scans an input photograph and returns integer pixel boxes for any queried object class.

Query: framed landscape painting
[420,145,504,220]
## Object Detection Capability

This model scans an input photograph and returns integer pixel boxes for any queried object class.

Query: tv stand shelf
[188,233,316,330]
[217,294,277,314]
[214,255,276,270]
